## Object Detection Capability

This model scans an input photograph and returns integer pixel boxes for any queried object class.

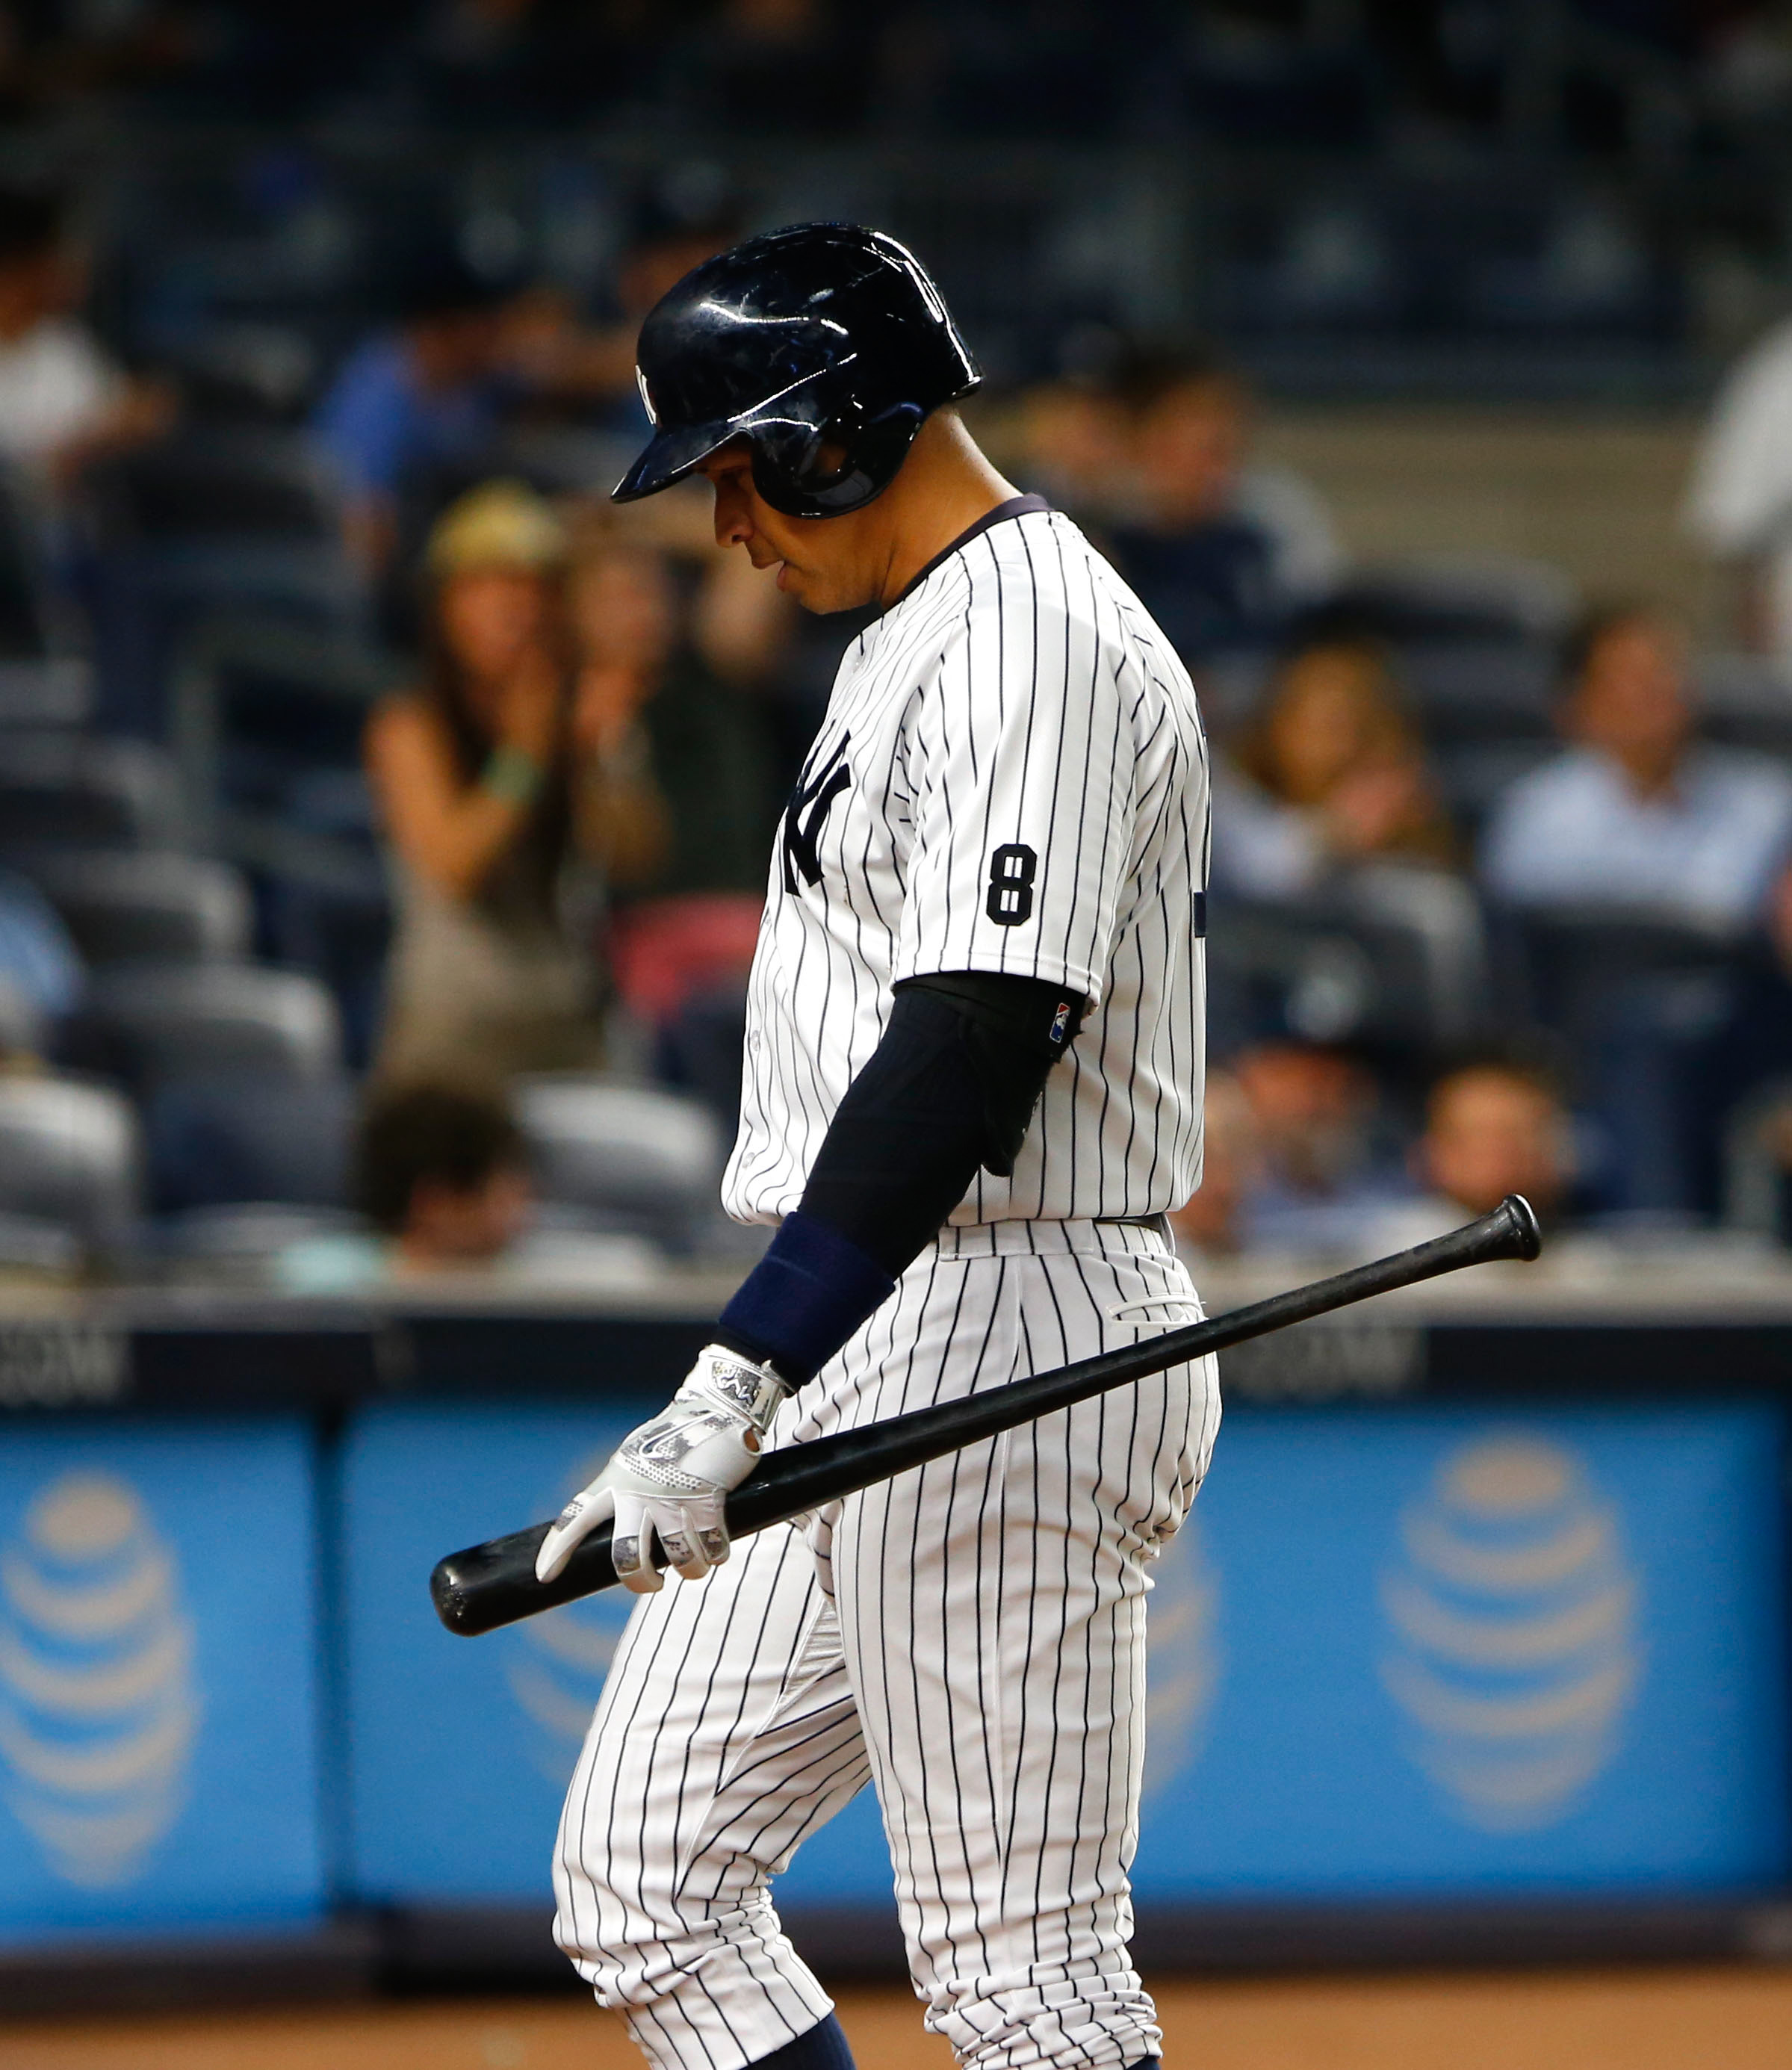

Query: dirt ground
[2,1971,1791,2070]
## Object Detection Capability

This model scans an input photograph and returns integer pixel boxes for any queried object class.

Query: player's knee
[554,1841,768,1984]
[555,1888,803,2027]
[554,1900,709,2001]
[551,1844,678,1985]
[925,1973,1159,2070]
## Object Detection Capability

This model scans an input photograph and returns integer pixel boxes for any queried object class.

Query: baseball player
[536,224,1218,2070]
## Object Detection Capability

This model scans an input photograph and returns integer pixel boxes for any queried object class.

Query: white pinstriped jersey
[723,498,1211,1227]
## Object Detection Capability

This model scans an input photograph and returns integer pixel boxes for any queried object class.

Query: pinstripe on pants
[553,1220,1221,2070]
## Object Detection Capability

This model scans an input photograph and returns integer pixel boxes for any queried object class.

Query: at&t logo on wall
[1143,1516,1221,1802]
[505,1448,634,1786]
[0,1472,199,1887]
[1381,1434,1641,1832]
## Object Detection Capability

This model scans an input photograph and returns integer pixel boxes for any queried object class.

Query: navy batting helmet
[613,223,981,519]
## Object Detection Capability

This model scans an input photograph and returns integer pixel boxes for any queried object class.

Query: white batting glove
[535,1345,790,1594]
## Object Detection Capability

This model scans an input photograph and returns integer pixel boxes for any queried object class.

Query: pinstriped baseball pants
[553,1220,1221,2070]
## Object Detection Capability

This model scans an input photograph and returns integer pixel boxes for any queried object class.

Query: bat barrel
[430,1194,1542,1636]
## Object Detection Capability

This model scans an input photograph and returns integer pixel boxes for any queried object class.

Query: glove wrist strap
[689,1343,791,1434]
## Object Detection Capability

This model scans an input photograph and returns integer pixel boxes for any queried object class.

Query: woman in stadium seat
[1212,629,1459,899]
[365,479,662,1086]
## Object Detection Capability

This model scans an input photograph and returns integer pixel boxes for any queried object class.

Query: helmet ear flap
[742,418,821,507]
[748,401,926,519]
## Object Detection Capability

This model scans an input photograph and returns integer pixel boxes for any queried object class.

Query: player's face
[697,443,866,613]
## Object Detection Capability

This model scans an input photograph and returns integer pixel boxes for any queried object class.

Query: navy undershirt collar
[887,492,1052,610]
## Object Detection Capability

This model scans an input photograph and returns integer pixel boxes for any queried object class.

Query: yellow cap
[424,479,568,578]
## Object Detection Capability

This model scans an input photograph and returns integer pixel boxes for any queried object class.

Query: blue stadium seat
[22,851,252,966]
[1339,554,1578,646]
[80,962,344,1091]
[513,1075,725,1254]
[1436,738,1560,834]
[1207,873,1490,1055]
[0,734,186,850]
[0,659,92,729]
[1504,907,1754,1216]
[84,428,371,737]
[0,1073,141,1258]
[1398,642,1559,746]
[143,1066,356,1213]
[1696,654,1792,762]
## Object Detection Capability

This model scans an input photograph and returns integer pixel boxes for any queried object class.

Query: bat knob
[1493,1193,1543,1262]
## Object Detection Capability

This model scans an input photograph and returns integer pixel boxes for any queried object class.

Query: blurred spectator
[1106,347,1341,664]
[1214,633,1458,899]
[312,249,522,571]
[357,1079,532,1269]
[1231,1038,1415,1251]
[1483,605,1792,1218]
[615,187,745,341]
[506,184,747,442]
[1687,313,1792,658]
[280,1078,533,1290]
[1012,374,1133,523]
[565,536,674,890]
[1376,1056,1575,1251]
[1169,1067,1263,1259]
[0,185,170,491]
[1419,1057,1572,1221]
[365,480,618,1085]
[566,523,791,1127]
[0,868,82,1056]
[570,530,782,1017]
[1481,604,1792,937]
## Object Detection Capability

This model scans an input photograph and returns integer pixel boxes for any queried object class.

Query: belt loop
[930,1216,1174,1260]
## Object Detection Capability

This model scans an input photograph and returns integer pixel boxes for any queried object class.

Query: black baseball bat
[431,1193,1541,1637]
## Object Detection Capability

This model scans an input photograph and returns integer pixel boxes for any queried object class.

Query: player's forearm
[715,973,1085,1385]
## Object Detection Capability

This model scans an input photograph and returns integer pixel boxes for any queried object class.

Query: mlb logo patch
[1050,1000,1071,1045]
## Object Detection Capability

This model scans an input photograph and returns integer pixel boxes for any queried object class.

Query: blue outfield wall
[338,1399,650,1906]
[0,1399,1785,1945]
[1132,1404,1790,1896]
[339,1400,1791,1914]
[0,1418,327,1942]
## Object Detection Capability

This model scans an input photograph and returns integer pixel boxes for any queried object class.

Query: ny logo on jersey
[781,734,852,893]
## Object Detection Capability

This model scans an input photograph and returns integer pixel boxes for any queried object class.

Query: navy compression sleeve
[716,972,1086,1383]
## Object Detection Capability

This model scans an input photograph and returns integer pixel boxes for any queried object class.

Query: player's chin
[778,566,844,615]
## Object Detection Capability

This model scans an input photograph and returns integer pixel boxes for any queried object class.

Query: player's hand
[535,1345,790,1594]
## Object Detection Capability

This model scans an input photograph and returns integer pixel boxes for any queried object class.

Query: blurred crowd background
[7,0,1792,1292]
